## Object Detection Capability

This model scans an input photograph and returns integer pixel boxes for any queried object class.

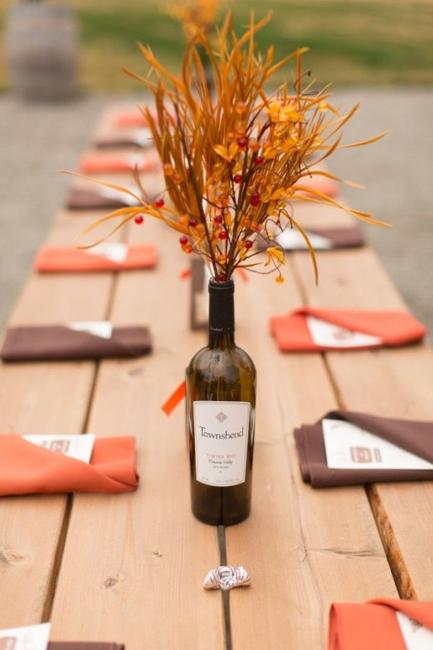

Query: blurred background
[0,0,432,330]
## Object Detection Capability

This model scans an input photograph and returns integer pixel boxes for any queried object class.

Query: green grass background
[1,0,433,91]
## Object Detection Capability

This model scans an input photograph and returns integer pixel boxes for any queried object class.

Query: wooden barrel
[5,3,78,101]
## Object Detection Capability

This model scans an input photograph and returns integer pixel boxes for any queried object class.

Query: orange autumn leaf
[265,246,286,267]
[214,143,239,161]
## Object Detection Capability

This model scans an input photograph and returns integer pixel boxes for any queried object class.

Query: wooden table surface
[1,105,432,650]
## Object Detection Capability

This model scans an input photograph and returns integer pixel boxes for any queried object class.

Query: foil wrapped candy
[203,565,251,591]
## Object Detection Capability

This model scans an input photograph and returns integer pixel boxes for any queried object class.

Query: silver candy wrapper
[203,565,251,591]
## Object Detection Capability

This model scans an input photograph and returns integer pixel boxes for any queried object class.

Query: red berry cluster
[249,191,261,207]
[179,235,192,253]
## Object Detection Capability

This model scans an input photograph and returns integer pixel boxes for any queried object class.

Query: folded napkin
[329,598,433,650]
[313,226,365,248]
[0,435,138,495]
[295,410,433,487]
[258,225,365,252]
[35,243,157,273]
[270,307,426,352]
[1,324,152,362]
[112,110,148,128]
[294,174,339,198]
[66,187,140,211]
[79,152,160,175]
[94,128,153,150]
[111,108,171,129]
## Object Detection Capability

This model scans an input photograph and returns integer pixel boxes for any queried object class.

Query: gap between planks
[366,485,417,599]
[218,526,233,650]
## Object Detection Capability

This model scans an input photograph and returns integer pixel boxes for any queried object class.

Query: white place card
[0,623,51,650]
[127,153,146,167]
[396,611,433,649]
[87,242,128,264]
[23,434,95,464]
[132,127,153,147]
[322,418,433,471]
[68,321,113,339]
[306,315,382,348]
[277,229,333,251]
[99,185,139,206]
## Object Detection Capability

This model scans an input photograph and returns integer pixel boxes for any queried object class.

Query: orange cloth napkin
[270,307,426,352]
[294,174,339,198]
[34,244,158,273]
[79,151,160,174]
[111,108,172,128]
[0,435,138,495]
[112,110,148,128]
[329,598,433,650]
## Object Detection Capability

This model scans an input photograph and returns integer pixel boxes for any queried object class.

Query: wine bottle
[186,278,256,526]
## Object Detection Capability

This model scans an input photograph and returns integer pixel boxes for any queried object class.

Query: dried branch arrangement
[79,11,386,283]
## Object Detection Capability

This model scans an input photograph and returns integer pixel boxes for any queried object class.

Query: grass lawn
[1,0,433,91]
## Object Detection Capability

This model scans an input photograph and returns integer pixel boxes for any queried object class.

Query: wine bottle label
[193,401,250,487]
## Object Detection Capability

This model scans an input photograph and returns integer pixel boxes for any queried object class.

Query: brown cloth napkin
[257,225,365,251]
[306,226,365,248]
[1,325,152,362]
[295,410,433,487]
[93,133,153,149]
[66,187,139,211]
[0,435,138,495]
[49,643,124,649]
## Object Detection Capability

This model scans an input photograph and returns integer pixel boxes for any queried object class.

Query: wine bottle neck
[208,279,235,348]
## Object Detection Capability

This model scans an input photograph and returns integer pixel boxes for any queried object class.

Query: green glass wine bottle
[186,278,256,526]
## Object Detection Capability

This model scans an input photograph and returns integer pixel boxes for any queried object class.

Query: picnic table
[1,104,432,650]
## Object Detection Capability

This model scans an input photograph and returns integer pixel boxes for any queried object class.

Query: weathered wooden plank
[0,212,116,627]
[225,265,397,649]
[50,218,225,649]
[293,241,433,600]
